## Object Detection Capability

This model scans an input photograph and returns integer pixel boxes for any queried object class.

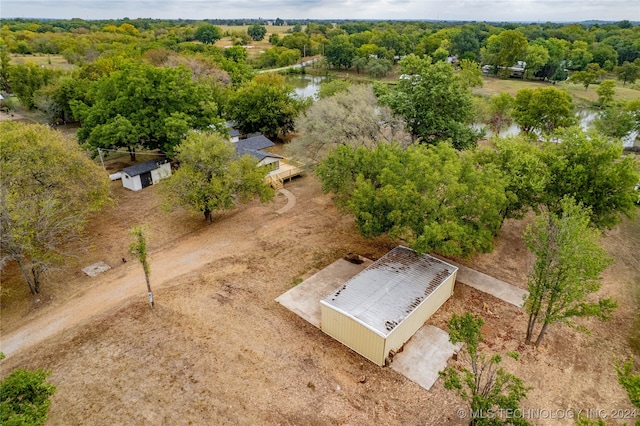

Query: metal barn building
[320,246,458,366]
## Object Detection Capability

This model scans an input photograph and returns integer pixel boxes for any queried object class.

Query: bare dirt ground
[1,170,639,425]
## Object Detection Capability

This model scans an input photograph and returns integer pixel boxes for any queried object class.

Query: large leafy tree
[0,122,111,294]
[482,136,548,224]
[288,84,409,166]
[376,57,480,150]
[72,63,220,159]
[542,127,640,229]
[226,73,306,139]
[316,142,507,257]
[247,24,267,41]
[569,63,606,91]
[194,24,222,44]
[0,369,56,426]
[512,87,575,135]
[614,60,640,86]
[524,197,616,346]
[7,63,60,110]
[439,313,531,426]
[482,30,528,69]
[324,34,356,69]
[161,131,273,223]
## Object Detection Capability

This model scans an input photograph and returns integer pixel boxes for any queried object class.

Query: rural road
[0,212,264,359]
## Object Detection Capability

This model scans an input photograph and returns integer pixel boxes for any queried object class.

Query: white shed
[320,246,457,366]
[121,159,172,191]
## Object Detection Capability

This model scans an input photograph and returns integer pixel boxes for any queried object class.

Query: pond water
[285,75,328,100]
[476,108,638,148]
[286,75,638,147]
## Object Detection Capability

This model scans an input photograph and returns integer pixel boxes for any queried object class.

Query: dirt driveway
[1,175,638,425]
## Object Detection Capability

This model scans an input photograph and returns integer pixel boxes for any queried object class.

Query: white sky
[2,0,639,22]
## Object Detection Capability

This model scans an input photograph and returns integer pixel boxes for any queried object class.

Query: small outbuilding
[121,159,172,191]
[320,246,458,366]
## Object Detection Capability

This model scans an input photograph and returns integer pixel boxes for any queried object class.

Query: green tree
[615,61,640,86]
[129,226,154,308]
[487,92,514,132]
[543,127,640,229]
[594,100,640,140]
[194,24,222,44]
[317,79,351,99]
[365,57,393,78]
[325,35,355,69]
[512,87,575,134]
[524,44,549,79]
[482,30,528,69]
[592,43,618,71]
[316,143,507,257]
[247,24,267,41]
[451,27,480,60]
[0,369,56,426]
[524,197,616,346]
[569,63,605,91]
[227,73,305,139]
[161,131,273,223]
[487,136,548,223]
[7,64,59,110]
[566,41,593,71]
[72,63,220,159]
[377,59,480,149]
[0,40,11,92]
[0,122,111,294]
[439,313,531,426]
[458,58,483,88]
[595,79,616,108]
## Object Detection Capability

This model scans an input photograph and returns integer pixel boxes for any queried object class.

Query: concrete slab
[276,255,459,392]
[82,261,111,277]
[390,325,462,391]
[275,256,372,327]
[434,256,528,307]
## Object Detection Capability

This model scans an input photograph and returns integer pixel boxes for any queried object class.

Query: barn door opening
[140,172,153,188]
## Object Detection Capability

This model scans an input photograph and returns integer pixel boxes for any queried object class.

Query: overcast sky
[3,0,639,23]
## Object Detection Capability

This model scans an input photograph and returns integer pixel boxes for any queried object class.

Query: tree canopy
[194,24,222,44]
[0,122,111,294]
[524,197,616,346]
[0,368,56,426]
[376,56,480,150]
[542,127,640,229]
[316,142,507,257]
[512,87,575,135]
[226,73,306,139]
[439,313,531,426]
[161,131,274,222]
[72,62,221,158]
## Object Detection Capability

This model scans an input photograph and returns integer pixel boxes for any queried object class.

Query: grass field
[9,54,75,71]
[474,75,640,106]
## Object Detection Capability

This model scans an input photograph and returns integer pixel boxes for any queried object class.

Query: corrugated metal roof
[321,246,457,338]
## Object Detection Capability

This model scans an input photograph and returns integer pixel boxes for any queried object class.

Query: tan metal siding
[320,303,386,366]
[384,272,457,361]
